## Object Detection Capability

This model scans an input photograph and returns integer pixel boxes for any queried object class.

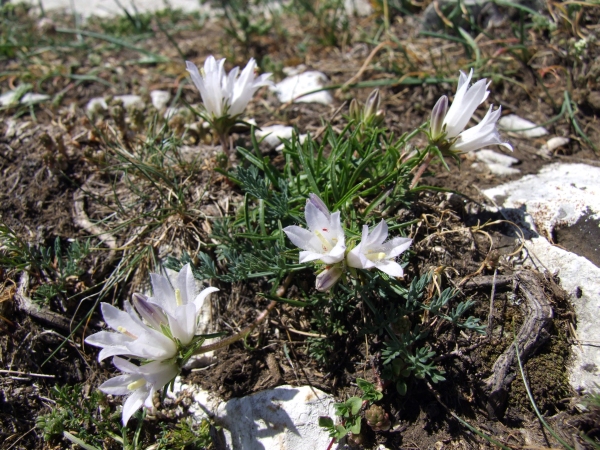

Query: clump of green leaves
[156,418,213,450]
[0,224,90,304]
[319,378,384,442]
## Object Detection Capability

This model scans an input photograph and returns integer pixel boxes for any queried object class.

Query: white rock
[498,114,549,138]
[22,0,213,19]
[544,136,570,152]
[473,149,519,167]
[0,91,50,106]
[168,377,220,421]
[86,97,108,112]
[150,90,171,110]
[116,94,145,108]
[20,93,51,104]
[215,385,339,450]
[276,134,308,151]
[471,149,520,176]
[484,163,600,237]
[344,0,373,16]
[256,125,295,148]
[86,94,145,113]
[471,162,520,176]
[271,70,333,105]
[483,163,600,392]
[524,236,600,393]
[0,91,17,106]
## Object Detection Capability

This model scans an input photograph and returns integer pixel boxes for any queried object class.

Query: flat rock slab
[215,385,339,450]
[483,163,600,392]
[27,0,211,18]
[484,163,600,239]
[271,70,333,105]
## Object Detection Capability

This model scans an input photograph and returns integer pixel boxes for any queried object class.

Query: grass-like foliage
[167,104,486,406]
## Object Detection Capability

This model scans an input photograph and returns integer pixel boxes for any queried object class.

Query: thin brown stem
[193,300,277,355]
[409,153,435,189]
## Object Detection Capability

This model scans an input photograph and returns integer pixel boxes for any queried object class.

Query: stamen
[314,230,332,252]
[127,378,146,391]
[175,288,183,306]
[367,251,388,262]
[117,326,137,339]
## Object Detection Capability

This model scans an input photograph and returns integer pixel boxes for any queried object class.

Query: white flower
[430,69,511,152]
[185,56,272,119]
[442,69,490,139]
[99,357,179,425]
[283,194,346,265]
[85,301,177,362]
[148,264,219,345]
[450,105,512,153]
[347,220,412,277]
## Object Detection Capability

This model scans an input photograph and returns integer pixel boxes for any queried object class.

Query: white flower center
[366,251,388,262]
[315,229,335,253]
[127,378,146,391]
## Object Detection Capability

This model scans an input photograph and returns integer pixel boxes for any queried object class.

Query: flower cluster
[85,264,218,425]
[283,194,412,291]
[429,69,512,154]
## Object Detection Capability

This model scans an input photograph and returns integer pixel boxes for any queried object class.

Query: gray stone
[498,114,549,138]
[483,163,600,393]
[215,385,339,450]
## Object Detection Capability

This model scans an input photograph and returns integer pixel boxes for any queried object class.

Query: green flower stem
[192,300,277,355]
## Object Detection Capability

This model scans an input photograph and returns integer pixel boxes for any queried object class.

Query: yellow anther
[367,252,387,262]
[117,326,137,339]
[127,379,146,391]
[175,288,183,306]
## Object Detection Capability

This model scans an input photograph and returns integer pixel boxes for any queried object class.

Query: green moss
[509,326,572,414]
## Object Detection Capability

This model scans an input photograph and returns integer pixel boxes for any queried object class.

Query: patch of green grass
[36,384,120,447]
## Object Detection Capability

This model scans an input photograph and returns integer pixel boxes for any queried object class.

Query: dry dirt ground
[1,1,600,449]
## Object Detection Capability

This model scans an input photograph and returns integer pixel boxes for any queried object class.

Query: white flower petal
[149,273,175,314]
[99,374,136,395]
[122,386,149,425]
[365,221,388,247]
[112,356,139,374]
[283,226,316,251]
[193,286,219,311]
[374,260,405,277]
[168,303,196,345]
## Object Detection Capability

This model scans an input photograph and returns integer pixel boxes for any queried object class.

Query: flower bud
[132,293,168,329]
[364,89,381,121]
[315,265,343,291]
[430,95,448,141]
[349,98,360,121]
[308,193,331,219]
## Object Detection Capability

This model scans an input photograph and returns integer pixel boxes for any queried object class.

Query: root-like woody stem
[193,300,277,355]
